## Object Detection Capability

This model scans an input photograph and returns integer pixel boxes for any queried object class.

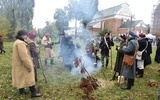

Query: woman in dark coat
[136,33,148,78]
[114,34,126,77]
[27,31,40,82]
[144,38,152,67]
[118,31,138,90]
[155,38,160,63]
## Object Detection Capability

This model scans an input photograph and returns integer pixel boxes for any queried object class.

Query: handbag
[136,41,148,60]
[122,40,138,67]
[123,54,134,67]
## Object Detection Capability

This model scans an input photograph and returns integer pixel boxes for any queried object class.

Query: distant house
[87,3,148,36]
[119,20,147,35]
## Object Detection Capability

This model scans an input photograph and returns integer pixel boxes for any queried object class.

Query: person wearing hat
[113,34,127,79]
[12,30,42,97]
[26,31,40,82]
[117,31,138,90]
[99,32,114,68]
[136,33,148,78]
[41,33,55,65]
[0,34,6,54]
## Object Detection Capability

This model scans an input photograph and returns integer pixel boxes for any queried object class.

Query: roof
[93,3,129,20]
[87,21,99,27]
[119,20,142,28]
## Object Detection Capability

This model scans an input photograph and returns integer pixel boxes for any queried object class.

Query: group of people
[114,31,153,90]
[10,29,159,98]
[12,30,42,97]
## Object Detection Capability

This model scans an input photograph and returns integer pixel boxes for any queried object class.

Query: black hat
[105,32,110,35]
[120,34,126,40]
[17,30,28,37]
[129,31,138,38]
[15,30,28,39]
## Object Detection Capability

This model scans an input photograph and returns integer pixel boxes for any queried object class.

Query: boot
[45,60,47,65]
[121,78,132,90]
[137,69,143,78]
[2,50,5,53]
[19,88,29,94]
[50,59,55,65]
[34,67,37,82]
[29,86,42,98]
[131,79,134,86]
[106,60,109,68]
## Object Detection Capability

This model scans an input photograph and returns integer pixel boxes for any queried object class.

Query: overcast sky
[32,0,158,28]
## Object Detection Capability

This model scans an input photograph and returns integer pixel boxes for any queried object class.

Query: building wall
[88,18,147,37]
[100,18,123,36]
[151,3,160,36]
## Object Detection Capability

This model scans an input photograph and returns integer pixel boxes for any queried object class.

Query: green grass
[0,41,160,100]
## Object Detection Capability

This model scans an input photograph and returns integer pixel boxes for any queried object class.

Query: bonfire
[73,57,99,97]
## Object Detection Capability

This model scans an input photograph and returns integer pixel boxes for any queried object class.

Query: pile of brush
[73,57,99,98]
[79,76,99,96]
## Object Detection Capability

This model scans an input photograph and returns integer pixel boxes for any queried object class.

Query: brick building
[87,3,148,37]
[151,0,160,38]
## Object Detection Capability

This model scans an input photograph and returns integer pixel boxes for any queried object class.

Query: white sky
[32,0,158,28]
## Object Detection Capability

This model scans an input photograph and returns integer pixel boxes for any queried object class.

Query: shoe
[121,86,131,90]
[136,75,143,78]
[19,89,29,95]
[31,93,42,97]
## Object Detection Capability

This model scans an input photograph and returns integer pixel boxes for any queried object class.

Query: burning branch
[73,57,99,97]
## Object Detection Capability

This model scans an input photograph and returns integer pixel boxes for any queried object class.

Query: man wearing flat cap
[12,30,42,97]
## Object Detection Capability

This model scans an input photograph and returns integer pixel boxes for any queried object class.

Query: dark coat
[155,40,160,63]
[27,38,40,69]
[114,41,126,73]
[0,37,3,49]
[144,39,152,66]
[120,37,138,79]
[100,37,114,56]
[138,38,148,60]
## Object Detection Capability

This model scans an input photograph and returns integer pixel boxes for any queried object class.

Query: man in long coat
[12,30,41,97]
[118,31,138,90]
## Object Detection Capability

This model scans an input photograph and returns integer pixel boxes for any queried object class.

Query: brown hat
[139,33,146,38]
[45,33,50,36]
[28,31,36,39]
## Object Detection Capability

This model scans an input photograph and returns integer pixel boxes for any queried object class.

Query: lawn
[0,41,159,100]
